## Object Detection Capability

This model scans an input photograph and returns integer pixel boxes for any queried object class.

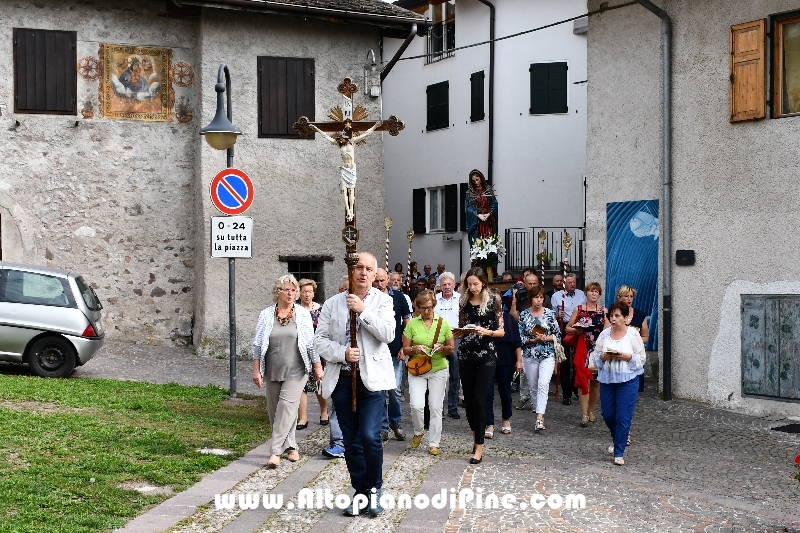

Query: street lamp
[200,63,242,397]
[200,64,243,156]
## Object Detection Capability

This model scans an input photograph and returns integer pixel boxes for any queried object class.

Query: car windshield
[75,276,102,311]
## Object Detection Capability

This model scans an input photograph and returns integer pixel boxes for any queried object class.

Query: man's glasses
[418,306,434,311]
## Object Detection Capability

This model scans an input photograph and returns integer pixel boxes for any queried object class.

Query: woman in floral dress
[295,279,327,429]
[565,282,606,427]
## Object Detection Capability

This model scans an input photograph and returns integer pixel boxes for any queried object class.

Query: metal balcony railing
[503,227,585,275]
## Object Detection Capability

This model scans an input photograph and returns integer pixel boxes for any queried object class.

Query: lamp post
[200,63,243,397]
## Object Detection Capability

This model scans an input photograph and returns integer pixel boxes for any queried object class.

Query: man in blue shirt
[374,268,411,441]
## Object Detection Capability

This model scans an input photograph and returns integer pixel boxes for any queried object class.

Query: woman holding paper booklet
[590,301,646,466]
[565,282,607,427]
[517,286,561,432]
[400,290,454,456]
[452,267,504,465]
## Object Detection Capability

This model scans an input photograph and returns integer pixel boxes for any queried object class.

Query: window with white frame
[428,186,446,231]
[427,1,455,63]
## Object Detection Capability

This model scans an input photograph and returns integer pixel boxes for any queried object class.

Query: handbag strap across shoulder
[432,317,443,346]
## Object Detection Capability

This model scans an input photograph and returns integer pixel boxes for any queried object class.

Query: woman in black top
[616,285,649,393]
[484,311,523,437]
[453,267,504,464]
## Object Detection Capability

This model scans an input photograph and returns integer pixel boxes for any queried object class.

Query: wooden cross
[294,77,405,411]
[293,77,406,140]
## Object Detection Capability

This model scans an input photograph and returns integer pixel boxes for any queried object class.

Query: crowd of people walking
[251,256,649,516]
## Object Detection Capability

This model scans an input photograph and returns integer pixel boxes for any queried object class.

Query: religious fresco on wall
[75,44,195,123]
[606,200,659,350]
[98,43,173,121]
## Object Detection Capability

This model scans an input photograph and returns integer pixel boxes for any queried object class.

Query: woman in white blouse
[590,301,645,466]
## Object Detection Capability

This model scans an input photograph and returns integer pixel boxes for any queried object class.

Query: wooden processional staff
[293,78,405,411]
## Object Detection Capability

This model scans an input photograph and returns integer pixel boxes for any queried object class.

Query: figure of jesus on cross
[308,120,382,222]
[294,77,405,222]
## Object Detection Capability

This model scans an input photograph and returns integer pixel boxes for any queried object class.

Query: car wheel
[27,336,77,378]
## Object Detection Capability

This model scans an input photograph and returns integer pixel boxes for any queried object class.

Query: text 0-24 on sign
[211,216,252,258]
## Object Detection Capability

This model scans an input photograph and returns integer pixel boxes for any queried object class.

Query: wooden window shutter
[444,183,458,232]
[412,188,427,234]
[470,71,485,122]
[426,81,449,130]
[730,19,765,122]
[258,57,315,137]
[459,182,468,232]
[13,28,76,114]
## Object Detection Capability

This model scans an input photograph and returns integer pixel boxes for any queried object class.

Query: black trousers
[560,347,575,399]
[459,357,496,445]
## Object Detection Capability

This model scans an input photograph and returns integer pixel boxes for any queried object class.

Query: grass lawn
[0,375,269,533]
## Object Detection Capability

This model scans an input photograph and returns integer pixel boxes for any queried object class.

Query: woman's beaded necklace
[275,305,294,326]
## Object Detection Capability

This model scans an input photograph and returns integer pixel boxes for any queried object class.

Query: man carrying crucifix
[309,121,382,222]
[314,252,397,517]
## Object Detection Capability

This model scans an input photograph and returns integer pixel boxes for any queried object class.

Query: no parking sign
[209,168,254,215]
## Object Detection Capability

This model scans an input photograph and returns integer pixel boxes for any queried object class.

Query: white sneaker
[614,457,624,466]
[607,444,614,455]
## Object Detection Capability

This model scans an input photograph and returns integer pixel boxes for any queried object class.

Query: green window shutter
[412,188,427,234]
[530,62,568,114]
[549,62,568,113]
[444,184,458,232]
[470,71,485,122]
[426,81,449,131]
[529,63,549,114]
[459,182,468,232]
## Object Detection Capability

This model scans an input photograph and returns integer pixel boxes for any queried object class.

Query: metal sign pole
[227,137,236,398]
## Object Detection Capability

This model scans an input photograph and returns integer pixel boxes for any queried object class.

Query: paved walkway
[59,341,800,531]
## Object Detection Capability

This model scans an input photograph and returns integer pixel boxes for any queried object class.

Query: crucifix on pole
[293,77,405,411]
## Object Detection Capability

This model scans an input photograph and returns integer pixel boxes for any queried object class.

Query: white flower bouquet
[469,235,506,271]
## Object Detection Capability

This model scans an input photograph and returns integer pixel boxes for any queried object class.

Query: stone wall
[0,0,199,343]
[194,10,386,356]
[1,0,388,353]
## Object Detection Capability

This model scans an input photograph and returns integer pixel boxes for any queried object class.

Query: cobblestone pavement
[25,340,800,532]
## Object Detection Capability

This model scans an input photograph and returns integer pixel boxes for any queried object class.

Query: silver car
[0,261,104,377]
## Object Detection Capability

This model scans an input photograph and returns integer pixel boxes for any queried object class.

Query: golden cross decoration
[293,77,405,140]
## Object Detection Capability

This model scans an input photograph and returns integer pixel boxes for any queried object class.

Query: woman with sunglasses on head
[400,290,454,456]
[616,285,649,391]
[452,267,504,464]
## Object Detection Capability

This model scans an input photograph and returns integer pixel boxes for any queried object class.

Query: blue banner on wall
[606,200,659,350]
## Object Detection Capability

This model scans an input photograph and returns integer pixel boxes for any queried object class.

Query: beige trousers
[264,374,308,456]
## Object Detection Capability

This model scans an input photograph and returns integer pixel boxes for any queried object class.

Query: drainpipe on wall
[381,23,420,82]
[635,0,672,401]
[476,0,495,185]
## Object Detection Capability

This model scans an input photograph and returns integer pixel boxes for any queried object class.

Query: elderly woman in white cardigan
[253,274,324,468]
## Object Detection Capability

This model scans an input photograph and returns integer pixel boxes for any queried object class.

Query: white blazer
[314,288,396,398]
[253,303,319,376]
